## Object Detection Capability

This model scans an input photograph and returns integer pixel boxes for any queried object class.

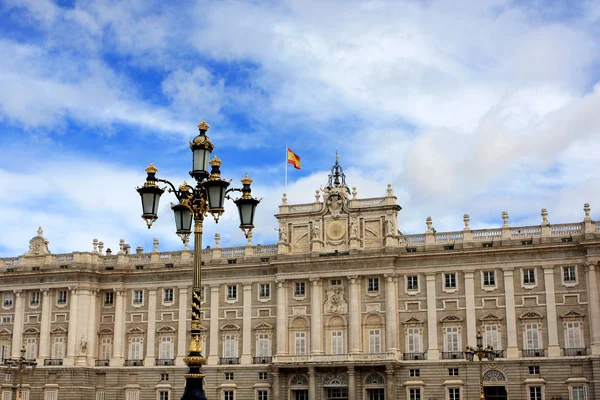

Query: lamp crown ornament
[197,119,210,132]
[145,163,158,174]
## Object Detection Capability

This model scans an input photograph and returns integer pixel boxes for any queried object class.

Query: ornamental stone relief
[324,286,348,315]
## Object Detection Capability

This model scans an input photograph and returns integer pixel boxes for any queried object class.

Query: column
[347,365,356,399]
[586,262,600,355]
[86,290,98,365]
[276,280,288,355]
[310,278,323,354]
[65,288,78,365]
[385,365,395,400]
[75,288,90,365]
[241,284,252,364]
[426,274,439,360]
[503,269,519,358]
[111,288,126,364]
[38,288,51,360]
[10,290,24,357]
[208,285,220,365]
[384,274,398,352]
[464,272,476,347]
[176,287,188,366]
[272,369,281,400]
[308,366,316,400]
[145,289,157,366]
[348,276,362,354]
[543,266,560,357]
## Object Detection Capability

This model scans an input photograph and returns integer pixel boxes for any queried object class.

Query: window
[163,288,174,303]
[331,331,343,355]
[30,292,40,307]
[448,388,460,400]
[407,327,422,353]
[570,386,587,400]
[159,336,174,360]
[564,266,577,283]
[104,292,114,306]
[52,337,65,359]
[133,290,143,305]
[295,282,305,297]
[483,271,495,287]
[57,290,67,305]
[223,390,234,400]
[330,279,341,286]
[525,323,541,349]
[159,392,169,400]
[295,332,306,355]
[25,337,37,359]
[444,326,460,352]
[223,334,238,358]
[483,325,500,350]
[135,265,144,270]
[100,337,112,360]
[565,321,583,349]
[369,329,381,353]
[1,316,10,323]
[368,278,379,293]
[444,273,457,289]
[160,373,169,381]
[448,368,459,376]
[523,269,536,285]
[258,372,268,380]
[227,285,237,301]
[529,386,542,400]
[129,336,143,360]
[409,388,421,400]
[257,333,271,357]
[409,369,420,377]
[1,293,12,309]
[225,372,234,380]
[257,390,268,400]
[1,343,10,361]
[407,276,418,291]
[528,366,540,375]
[259,284,270,299]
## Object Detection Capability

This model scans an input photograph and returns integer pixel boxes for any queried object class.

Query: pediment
[157,326,176,333]
[440,315,462,323]
[479,313,502,322]
[23,327,39,334]
[98,328,113,335]
[519,311,543,320]
[561,310,585,319]
[0,328,12,336]
[50,326,68,334]
[221,323,240,331]
[404,317,423,325]
[127,326,145,334]
[254,321,273,331]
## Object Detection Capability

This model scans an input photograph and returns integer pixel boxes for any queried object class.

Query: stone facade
[1,163,600,400]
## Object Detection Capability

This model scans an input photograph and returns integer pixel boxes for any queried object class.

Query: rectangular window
[529,386,542,400]
[30,292,40,306]
[525,323,540,349]
[570,386,587,400]
[369,329,381,353]
[25,337,37,359]
[564,266,577,283]
[1,316,10,323]
[409,388,421,400]
[129,336,143,360]
[3,293,13,308]
[331,331,343,355]
[330,279,341,286]
[1,343,10,361]
[223,390,234,400]
[52,337,65,359]
[160,373,169,381]
[258,372,268,380]
[523,269,536,285]
[224,372,234,380]
[407,327,422,353]
[295,282,305,297]
[159,392,169,400]
[223,334,238,358]
[104,292,114,306]
[566,321,583,349]
[445,273,457,289]
[483,271,495,286]
[133,290,143,305]
[259,284,270,299]
[483,325,500,350]
[257,333,271,357]
[159,336,174,360]
[407,276,418,291]
[257,390,268,400]
[448,388,461,400]
[227,285,237,300]
[529,366,540,375]
[448,368,459,376]
[295,332,306,355]
[409,369,420,377]
[163,288,174,303]
[57,290,67,305]
[368,278,379,293]
[100,337,112,360]
[445,326,460,352]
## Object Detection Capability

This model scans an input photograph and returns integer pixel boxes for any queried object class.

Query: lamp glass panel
[239,202,255,226]
[173,207,193,233]
[207,184,226,210]
[142,192,159,215]
[193,148,211,172]
[465,351,474,362]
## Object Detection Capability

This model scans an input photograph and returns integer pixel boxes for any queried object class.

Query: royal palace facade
[1,162,600,400]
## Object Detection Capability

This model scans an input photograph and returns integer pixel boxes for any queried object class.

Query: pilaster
[310,278,323,354]
[347,365,356,399]
[10,290,24,358]
[425,274,439,360]
[208,285,220,365]
[385,365,395,400]
[241,284,253,364]
[503,269,519,358]
[308,366,316,400]
[543,266,560,357]
[38,288,51,360]
[176,287,188,366]
[85,289,98,366]
[144,289,157,366]
[348,276,362,354]
[464,272,476,348]
[585,262,600,355]
[384,273,398,352]
[276,280,288,355]
[65,287,78,365]
[111,288,126,365]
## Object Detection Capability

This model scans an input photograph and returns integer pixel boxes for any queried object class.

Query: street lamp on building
[6,346,37,400]
[136,121,260,400]
[465,329,496,400]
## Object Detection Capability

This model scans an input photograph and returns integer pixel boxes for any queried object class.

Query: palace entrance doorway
[484,385,507,400]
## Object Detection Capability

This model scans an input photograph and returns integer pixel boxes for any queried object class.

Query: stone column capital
[115,288,126,295]
[69,287,78,294]
[309,277,321,285]
[347,275,360,284]
[347,365,355,373]
[276,279,286,288]
[502,268,515,276]
[542,265,555,272]
[585,261,598,272]
[41,288,50,296]
[13,289,23,296]
[243,284,252,291]
[384,273,396,281]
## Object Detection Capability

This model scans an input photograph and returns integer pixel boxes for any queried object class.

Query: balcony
[564,348,586,356]
[44,359,63,366]
[124,359,144,366]
[273,352,398,364]
[95,360,110,366]
[493,350,505,359]
[403,353,426,361]
[219,357,240,365]
[156,359,174,366]
[253,356,272,364]
[442,352,464,360]
[522,349,544,357]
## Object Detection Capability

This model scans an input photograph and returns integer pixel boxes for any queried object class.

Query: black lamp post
[465,329,496,400]
[6,346,37,400]
[136,121,260,400]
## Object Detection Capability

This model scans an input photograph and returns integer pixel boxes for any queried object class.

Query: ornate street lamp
[5,346,37,400]
[136,121,260,400]
[465,329,496,400]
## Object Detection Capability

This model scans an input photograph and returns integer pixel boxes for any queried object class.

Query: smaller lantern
[136,163,165,228]
[204,155,231,220]
[234,174,260,236]
[189,120,215,181]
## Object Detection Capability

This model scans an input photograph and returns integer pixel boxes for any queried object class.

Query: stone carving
[279,226,287,243]
[324,286,348,314]
[350,219,359,238]
[386,219,394,236]
[326,193,343,217]
[25,226,50,256]
[483,370,506,382]
[312,225,320,240]
[80,336,87,355]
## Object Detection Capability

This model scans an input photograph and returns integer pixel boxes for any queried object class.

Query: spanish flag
[287,147,301,170]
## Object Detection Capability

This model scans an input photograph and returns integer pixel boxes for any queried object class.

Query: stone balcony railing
[273,352,398,364]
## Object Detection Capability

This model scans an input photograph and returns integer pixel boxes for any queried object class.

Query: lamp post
[465,329,496,400]
[6,346,37,400]
[136,121,260,400]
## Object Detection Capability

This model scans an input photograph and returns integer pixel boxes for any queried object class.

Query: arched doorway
[323,372,348,400]
[483,370,508,400]
[289,374,309,400]
[364,372,385,400]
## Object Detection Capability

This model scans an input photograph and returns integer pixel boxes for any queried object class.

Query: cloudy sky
[1,0,599,257]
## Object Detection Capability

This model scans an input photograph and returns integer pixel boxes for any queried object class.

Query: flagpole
[388,133,392,185]
[285,143,288,193]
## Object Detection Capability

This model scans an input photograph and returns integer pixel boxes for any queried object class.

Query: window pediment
[0,328,12,336]
[127,326,145,334]
[98,328,113,335]
[157,326,176,333]
[221,323,240,331]
[254,321,273,331]
[519,311,543,320]
[440,315,462,324]
[50,326,67,334]
[23,327,39,334]
[404,317,423,325]
[561,309,584,320]
[479,313,503,322]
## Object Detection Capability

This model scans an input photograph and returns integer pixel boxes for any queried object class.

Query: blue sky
[1,0,599,257]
